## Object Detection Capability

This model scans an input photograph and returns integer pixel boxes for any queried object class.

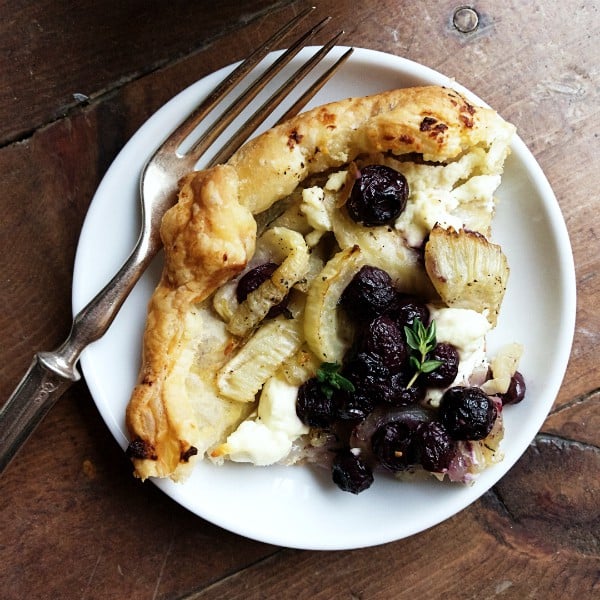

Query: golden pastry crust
[125,85,515,481]
[126,166,256,480]
[230,86,512,214]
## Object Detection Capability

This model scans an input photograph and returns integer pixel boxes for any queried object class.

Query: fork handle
[0,229,159,475]
[0,354,79,473]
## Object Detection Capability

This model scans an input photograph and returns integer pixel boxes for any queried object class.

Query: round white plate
[72,47,576,550]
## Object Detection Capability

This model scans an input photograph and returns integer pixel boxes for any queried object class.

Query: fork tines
[172,7,353,168]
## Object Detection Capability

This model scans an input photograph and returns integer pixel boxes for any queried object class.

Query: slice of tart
[125,85,522,489]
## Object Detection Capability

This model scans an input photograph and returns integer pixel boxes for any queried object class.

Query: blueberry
[296,378,338,428]
[346,164,408,226]
[416,421,456,472]
[390,383,426,406]
[336,388,377,421]
[498,371,526,405]
[371,419,422,471]
[422,343,459,388]
[342,352,396,406]
[389,294,430,329]
[340,265,397,320]
[331,449,374,494]
[439,386,497,440]
[358,314,408,373]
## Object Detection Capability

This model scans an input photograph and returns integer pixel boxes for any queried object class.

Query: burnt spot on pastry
[317,108,336,127]
[180,446,198,462]
[306,147,321,165]
[126,437,158,461]
[447,91,459,103]
[287,128,304,149]
[420,116,438,131]
[399,134,415,144]
[420,117,449,140]
[460,102,477,128]
[460,114,474,128]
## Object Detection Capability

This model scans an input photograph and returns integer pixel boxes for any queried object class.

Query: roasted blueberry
[416,421,456,472]
[422,343,459,388]
[389,294,430,329]
[296,377,338,428]
[343,352,396,405]
[498,371,526,405]
[346,164,408,226]
[439,386,497,440]
[371,419,421,471]
[336,388,377,421]
[340,265,397,320]
[331,449,374,494]
[390,383,426,406]
[359,314,408,372]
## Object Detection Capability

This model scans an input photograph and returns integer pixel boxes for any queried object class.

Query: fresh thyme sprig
[316,362,355,399]
[403,318,442,388]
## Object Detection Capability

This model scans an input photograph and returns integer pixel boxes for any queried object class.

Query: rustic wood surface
[0,1,598,598]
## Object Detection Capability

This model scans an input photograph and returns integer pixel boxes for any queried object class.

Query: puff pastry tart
[125,85,522,488]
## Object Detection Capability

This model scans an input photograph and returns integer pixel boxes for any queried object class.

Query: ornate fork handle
[0,229,158,473]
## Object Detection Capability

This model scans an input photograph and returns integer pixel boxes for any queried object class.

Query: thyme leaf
[316,362,355,399]
[403,318,443,388]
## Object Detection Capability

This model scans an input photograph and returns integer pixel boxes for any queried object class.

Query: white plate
[72,47,576,550]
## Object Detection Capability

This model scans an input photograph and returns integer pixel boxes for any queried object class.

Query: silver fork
[0,7,353,473]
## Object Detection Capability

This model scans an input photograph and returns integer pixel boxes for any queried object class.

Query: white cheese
[300,187,330,231]
[224,374,308,465]
[431,306,491,355]
[425,306,492,406]
[324,170,347,191]
[300,186,333,247]
[224,420,293,466]
[393,153,500,247]
[258,374,308,436]
[395,189,463,248]
[450,174,500,209]
[299,171,347,247]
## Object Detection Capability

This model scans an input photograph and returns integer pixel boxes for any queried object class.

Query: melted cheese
[221,374,308,465]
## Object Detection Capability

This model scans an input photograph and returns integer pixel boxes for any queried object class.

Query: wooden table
[1,1,598,598]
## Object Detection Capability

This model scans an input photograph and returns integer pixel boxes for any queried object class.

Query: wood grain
[0,0,286,146]
[0,1,598,598]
